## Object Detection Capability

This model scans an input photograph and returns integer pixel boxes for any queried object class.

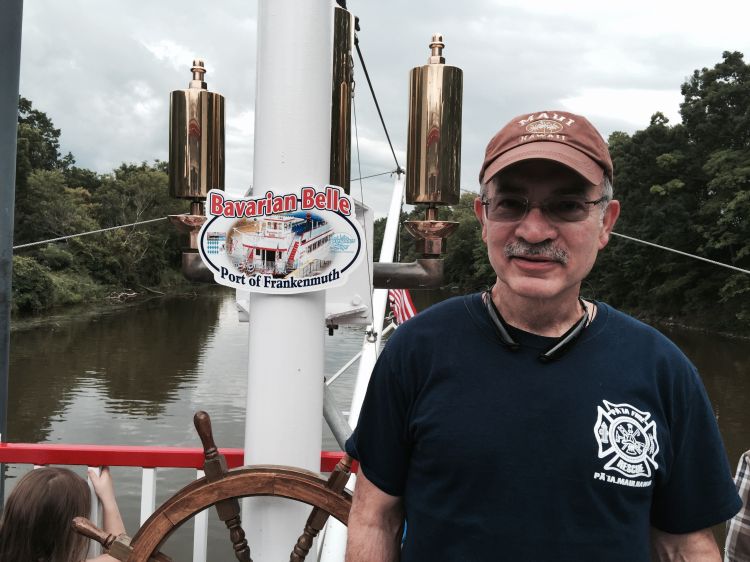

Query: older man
[345,111,741,562]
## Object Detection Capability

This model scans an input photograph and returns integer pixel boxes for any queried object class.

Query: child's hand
[88,466,116,506]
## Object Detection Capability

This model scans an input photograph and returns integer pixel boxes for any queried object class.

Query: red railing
[0,443,356,562]
[0,443,353,472]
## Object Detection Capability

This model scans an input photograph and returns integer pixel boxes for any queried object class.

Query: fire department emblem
[594,400,659,479]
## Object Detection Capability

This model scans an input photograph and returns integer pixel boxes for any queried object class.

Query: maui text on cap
[479,111,613,186]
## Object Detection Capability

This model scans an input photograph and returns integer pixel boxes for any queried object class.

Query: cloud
[15,0,750,217]
[140,39,196,72]
[561,88,683,131]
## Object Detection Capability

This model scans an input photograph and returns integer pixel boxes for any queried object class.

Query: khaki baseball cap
[479,110,613,187]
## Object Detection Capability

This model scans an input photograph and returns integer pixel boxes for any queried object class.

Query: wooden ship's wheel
[73,411,354,562]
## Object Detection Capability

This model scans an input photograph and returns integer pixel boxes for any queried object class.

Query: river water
[6,287,750,559]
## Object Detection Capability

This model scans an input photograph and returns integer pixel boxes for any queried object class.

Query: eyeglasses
[482,193,608,223]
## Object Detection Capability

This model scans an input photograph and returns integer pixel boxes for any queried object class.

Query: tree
[587,52,750,330]
[11,256,54,313]
[93,162,182,227]
[14,97,76,243]
[15,97,73,188]
[680,51,750,325]
[13,169,98,245]
[442,193,492,291]
[64,166,102,193]
[79,162,186,286]
[587,114,704,317]
[10,100,193,315]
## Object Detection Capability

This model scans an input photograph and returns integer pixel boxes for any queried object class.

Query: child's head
[0,467,91,562]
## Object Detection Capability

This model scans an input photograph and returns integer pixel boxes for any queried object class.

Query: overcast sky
[17,0,750,216]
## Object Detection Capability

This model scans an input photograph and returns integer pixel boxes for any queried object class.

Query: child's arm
[86,466,126,562]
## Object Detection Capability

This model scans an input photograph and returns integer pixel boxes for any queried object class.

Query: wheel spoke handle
[194,411,253,562]
[290,454,353,561]
[72,517,173,562]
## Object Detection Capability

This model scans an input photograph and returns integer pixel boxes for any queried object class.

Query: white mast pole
[350,172,404,421]
[320,172,405,561]
[244,0,333,558]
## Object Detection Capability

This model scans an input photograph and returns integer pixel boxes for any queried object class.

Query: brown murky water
[5,288,749,559]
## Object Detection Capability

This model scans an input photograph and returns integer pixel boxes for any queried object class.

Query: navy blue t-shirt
[346,294,741,562]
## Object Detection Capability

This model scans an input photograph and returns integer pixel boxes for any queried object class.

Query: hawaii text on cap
[479,111,613,187]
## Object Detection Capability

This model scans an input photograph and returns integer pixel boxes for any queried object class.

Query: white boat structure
[0,0,460,560]
[229,213,334,278]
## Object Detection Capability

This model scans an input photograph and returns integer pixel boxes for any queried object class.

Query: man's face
[473,159,620,303]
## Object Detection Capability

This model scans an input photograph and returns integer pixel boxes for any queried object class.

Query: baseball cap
[479,110,613,187]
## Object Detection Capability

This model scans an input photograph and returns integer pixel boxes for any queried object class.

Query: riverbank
[11,279,750,340]
[614,305,750,341]
[9,272,226,333]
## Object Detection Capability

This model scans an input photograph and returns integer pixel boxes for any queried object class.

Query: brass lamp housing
[330,7,354,194]
[169,59,225,202]
[403,35,462,258]
[168,60,225,281]
[406,34,463,206]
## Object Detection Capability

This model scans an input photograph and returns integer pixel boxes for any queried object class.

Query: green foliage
[442,193,493,291]
[15,97,73,187]
[93,162,183,227]
[37,245,74,271]
[47,270,105,306]
[85,163,185,286]
[64,166,102,192]
[11,256,54,313]
[14,97,77,243]
[586,51,750,330]
[10,98,190,315]
[14,169,98,244]
[680,51,750,152]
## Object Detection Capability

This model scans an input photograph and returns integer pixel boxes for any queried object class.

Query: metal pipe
[0,0,23,509]
[243,1,332,558]
[181,252,214,283]
[373,259,444,289]
[323,384,352,450]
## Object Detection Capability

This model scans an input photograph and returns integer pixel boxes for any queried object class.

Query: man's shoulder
[395,292,479,333]
[383,292,481,350]
[596,302,694,366]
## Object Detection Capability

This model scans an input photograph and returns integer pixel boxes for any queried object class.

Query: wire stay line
[611,232,750,275]
[353,95,374,299]
[12,216,169,250]
[352,170,398,182]
[354,37,404,174]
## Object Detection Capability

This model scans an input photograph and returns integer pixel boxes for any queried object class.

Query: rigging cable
[353,170,398,182]
[611,232,750,276]
[12,216,169,251]
[354,34,404,175]
[353,94,374,299]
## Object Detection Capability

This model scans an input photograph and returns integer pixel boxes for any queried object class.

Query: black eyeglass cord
[482,290,590,362]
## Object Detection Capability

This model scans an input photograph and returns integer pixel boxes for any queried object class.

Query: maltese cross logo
[594,400,659,479]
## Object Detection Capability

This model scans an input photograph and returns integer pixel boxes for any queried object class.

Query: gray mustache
[504,242,569,265]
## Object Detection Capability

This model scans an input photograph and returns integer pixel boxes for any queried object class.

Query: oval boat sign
[198,185,364,294]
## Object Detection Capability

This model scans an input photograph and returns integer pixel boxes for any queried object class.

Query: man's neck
[491,282,587,337]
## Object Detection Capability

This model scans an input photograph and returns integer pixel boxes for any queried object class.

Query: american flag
[388,288,417,325]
